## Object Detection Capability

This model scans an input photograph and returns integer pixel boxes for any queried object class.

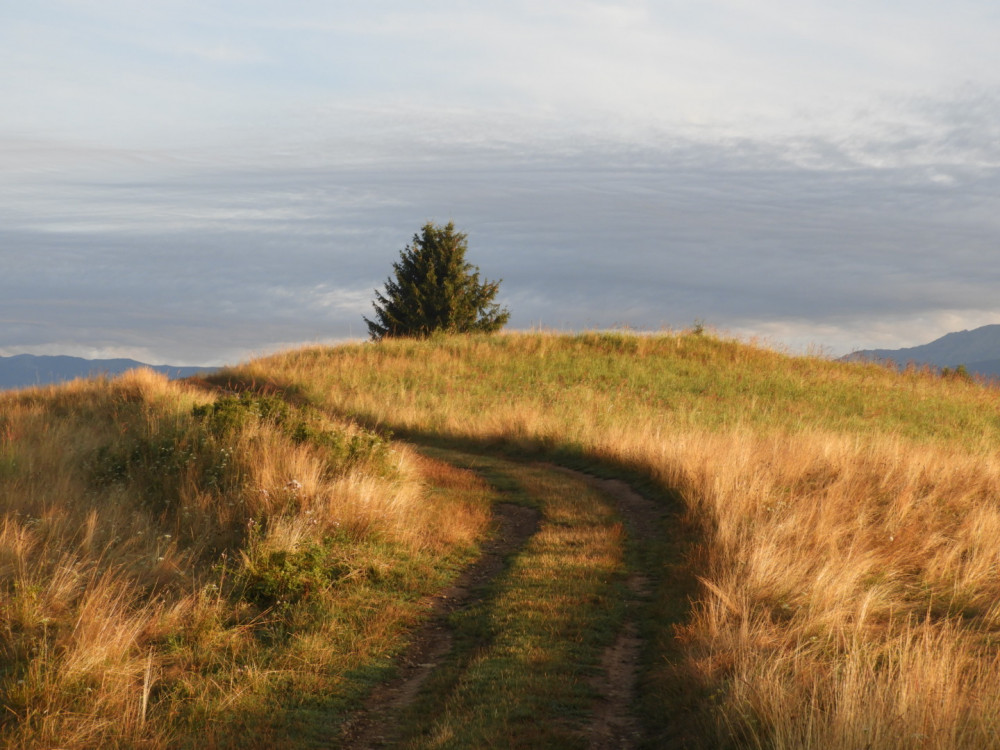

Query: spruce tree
[365,222,510,340]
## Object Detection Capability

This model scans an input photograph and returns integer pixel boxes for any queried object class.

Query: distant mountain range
[0,354,216,390]
[845,324,1000,378]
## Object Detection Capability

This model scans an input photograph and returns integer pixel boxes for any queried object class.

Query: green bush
[192,393,290,436]
[235,539,346,610]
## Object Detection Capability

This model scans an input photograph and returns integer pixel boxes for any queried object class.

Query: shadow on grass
[367,424,708,748]
[194,375,713,748]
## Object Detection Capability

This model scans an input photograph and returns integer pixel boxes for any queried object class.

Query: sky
[3,1,1000,365]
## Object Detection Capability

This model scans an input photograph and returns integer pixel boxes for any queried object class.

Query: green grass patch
[233,331,1000,449]
[388,451,629,749]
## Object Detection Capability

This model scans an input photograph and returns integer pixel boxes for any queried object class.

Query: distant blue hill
[844,324,1000,379]
[0,354,216,390]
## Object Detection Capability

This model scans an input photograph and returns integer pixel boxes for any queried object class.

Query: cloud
[5,3,1000,363]
[9,0,1000,151]
[4,114,1000,364]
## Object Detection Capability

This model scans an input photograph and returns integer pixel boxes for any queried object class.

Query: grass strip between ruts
[384,448,630,749]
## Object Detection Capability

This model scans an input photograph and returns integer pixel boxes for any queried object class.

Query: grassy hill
[4,331,1000,748]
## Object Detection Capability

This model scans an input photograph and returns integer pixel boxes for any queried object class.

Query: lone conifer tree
[365,222,510,340]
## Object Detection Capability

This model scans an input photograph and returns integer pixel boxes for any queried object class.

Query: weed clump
[193,392,391,473]
[235,537,347,610]
[192,392,290,434]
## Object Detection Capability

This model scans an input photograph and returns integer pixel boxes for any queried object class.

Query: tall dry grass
[627,429,1000,747]
[0,368,487,748]
[220,331,1000,747]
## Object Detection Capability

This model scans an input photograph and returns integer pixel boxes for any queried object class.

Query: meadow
[225,331,1000,747]
[3,330,1000,747]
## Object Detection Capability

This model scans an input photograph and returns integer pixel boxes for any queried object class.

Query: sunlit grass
[226,330,1000,449]
[219,330,1000,748]
[0,369,490,748]
[7,329,1000,747]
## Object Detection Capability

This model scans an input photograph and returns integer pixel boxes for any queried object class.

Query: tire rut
[554,469,665,750]
[337,501,540,749]
[339,464,666,749]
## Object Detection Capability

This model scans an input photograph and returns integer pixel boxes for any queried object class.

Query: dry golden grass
[220,330,1000,747]
[657,430,1000,747]
[7,330,1000,747]
[0,369,488,748]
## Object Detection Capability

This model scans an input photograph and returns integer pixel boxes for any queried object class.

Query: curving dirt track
[338,461,668,750]
[338,501,540,749]
[561,471,665,750]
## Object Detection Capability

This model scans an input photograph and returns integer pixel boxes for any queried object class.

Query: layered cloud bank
[3,2,999,364]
